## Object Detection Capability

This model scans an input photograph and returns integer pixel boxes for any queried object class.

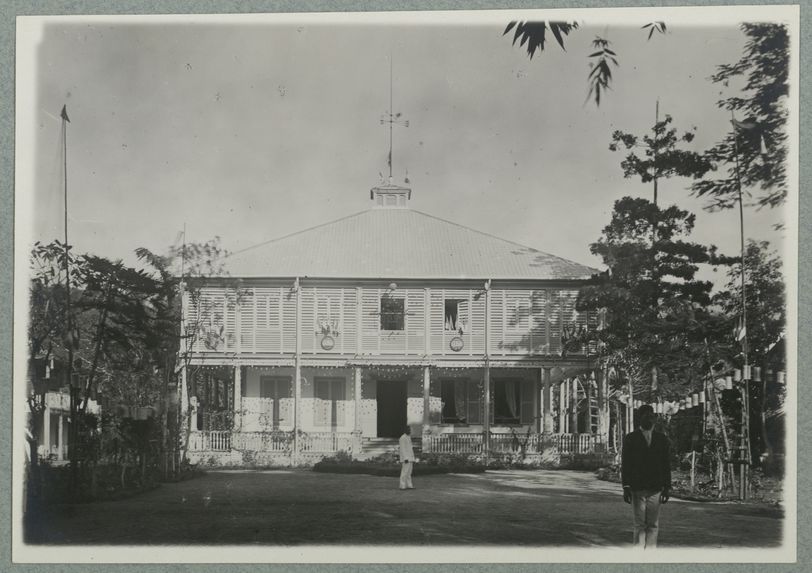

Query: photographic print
[12,5,799,564]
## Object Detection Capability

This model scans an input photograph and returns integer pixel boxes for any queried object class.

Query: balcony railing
[189,430,604,455]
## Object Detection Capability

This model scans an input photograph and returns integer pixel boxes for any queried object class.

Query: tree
[135,236,231,469]
[575,197,727,404]
[504,20,666,106]
[691,23,790,209]
[610,112,712,207]
[713,240,785,468]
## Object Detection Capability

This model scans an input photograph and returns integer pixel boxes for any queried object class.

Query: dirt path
[26,469,784,547]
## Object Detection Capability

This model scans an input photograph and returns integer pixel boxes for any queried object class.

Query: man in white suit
[398,425,416,490]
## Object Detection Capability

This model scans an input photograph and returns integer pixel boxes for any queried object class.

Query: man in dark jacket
[621,404,671,548]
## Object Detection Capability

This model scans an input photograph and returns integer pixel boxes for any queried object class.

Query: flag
[60,104,70,123]
[731,118,757,131]
[731,117,768,156]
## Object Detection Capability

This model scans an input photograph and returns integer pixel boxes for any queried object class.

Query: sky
[19,8,794,290]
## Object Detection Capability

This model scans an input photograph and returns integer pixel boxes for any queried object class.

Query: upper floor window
[380,297,405,331]
[444,299,469,333]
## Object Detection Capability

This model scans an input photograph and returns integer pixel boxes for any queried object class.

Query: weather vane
[380,56,408,182]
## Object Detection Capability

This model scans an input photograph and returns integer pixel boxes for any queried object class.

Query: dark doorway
[376,380,407,438]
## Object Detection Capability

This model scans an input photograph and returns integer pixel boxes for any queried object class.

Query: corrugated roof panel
[222,208,599,280]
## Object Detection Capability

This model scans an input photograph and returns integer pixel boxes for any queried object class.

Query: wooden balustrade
[299,432,355,453]
[422,433,484,454]
[188,430,603,455]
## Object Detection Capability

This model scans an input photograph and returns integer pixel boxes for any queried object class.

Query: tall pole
[381,55,408,184]
[389,57,393,181]
[60,105,79,492]
[653,99,659,207]
[731,110,751,499]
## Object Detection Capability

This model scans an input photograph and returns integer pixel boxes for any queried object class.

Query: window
[493,379,534,425]
[440,379,482,424]
[380,297,405,331]
[315,378,346,428]
[260,376,291,429]
[444,299,469,332]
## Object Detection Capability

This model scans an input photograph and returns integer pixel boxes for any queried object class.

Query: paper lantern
[743,365,752,380]
[699,390,706,404]
[692,393,699,407]
[777,371,786,385]
[725,376,734,390]
[752,366,761,382]
[733,369,742,382]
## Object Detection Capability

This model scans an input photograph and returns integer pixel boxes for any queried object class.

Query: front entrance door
[376,380,407,438]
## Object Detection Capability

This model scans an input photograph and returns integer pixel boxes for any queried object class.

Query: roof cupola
[371,178,411,208]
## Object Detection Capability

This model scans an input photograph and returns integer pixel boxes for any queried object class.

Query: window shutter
[520,380,535,425]
[457,300,469,331]
[467,380,482,424]
[333,379,346,426]
[454,379,466,421]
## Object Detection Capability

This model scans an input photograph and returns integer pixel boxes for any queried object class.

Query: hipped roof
[222,208,599,281]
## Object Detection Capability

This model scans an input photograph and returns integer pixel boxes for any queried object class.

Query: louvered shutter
[520,380,535,424]
[467,379,482,424]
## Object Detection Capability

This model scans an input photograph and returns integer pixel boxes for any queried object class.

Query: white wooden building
[183,182,609,465]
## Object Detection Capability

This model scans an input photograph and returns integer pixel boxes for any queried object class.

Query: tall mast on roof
[381,54,408,183]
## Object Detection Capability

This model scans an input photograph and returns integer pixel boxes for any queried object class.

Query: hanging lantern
[743,365,752,380]
[699,390,706,404]
[752,366,761,382]
[725,376,734,390]
[692,393,699,407]
[777,371,786,385]
[733,369,742,382]
[679,400,685,411]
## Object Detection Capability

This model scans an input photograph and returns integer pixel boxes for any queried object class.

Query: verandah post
[542,367,553,435]
[483,363,491,456]
[353,366,362,458]
[293,278,301,465]
[422,365,430,436]
[233,365,242,433]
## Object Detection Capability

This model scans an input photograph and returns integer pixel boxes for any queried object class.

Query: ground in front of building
[25,469,784,547]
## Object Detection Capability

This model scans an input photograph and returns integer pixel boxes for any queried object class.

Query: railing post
[483,363,491,457]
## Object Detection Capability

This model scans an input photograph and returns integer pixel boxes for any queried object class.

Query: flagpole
[60,104,79,492]
[731,110,751,499]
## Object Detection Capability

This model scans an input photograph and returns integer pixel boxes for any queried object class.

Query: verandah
[184,362,612,460]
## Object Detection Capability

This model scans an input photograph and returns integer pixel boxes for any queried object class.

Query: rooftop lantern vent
[370,178,411,208]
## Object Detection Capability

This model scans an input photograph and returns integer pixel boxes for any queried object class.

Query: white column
[43,404,51,458]
[293,279,302,462]
[542,367,553,435]
[180,365,189,421]
[354,367,362,433]
[57,413,64,461]
[233,366,242,431]
[422,366,431,434]
[483,364,491,453]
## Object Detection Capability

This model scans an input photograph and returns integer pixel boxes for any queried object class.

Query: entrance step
[359,437,422,461]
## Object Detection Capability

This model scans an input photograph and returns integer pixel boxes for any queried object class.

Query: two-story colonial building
[182,181,611,466]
